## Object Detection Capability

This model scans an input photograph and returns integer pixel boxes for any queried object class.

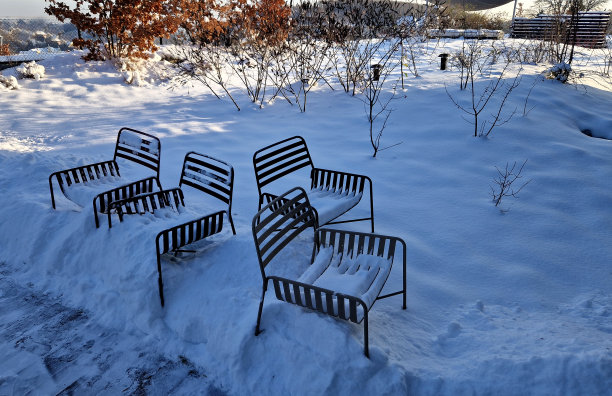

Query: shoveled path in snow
[0,262,226,395]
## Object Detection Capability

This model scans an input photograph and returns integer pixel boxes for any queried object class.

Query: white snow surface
[15,61,46,80]
[0,41,611,395]
[299,247,392,309]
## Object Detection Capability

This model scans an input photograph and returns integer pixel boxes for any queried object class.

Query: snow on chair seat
[252,187,406,358]
[295,247,392,322]
[105,152,236,306]
[48,127,162,228]
[253,136,374,232]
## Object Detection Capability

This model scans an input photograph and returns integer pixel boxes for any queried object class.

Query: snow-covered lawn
[1,39,611,394]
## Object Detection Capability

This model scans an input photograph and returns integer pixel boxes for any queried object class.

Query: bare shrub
[446,40,522,138]
[226,0,291,106]
[266,1,335,111]
[323,0,400,95]
[360,60,401,157]
[490,160,531,209]
[397,1,447,82]
[170,45,241,111]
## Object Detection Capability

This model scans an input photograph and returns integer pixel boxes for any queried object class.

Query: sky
[0,0,77,17]
[2,0,611,18]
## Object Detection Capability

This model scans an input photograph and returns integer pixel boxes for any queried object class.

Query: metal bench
[48,127,162,228]
[252,187,406,357]
[253,136,374,232]
[105,152,236,306]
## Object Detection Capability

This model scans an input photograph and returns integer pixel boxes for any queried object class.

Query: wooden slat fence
[510,12,610,49]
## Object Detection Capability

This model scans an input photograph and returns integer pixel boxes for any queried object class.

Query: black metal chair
[106,152,236,306]
[253,136,374,232]
[48,127,162,228]
[252,187,406,358]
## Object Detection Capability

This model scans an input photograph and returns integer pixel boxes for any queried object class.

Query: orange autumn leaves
[45,0,291,60]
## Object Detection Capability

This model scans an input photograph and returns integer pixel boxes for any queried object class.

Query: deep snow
[1,38,611,395]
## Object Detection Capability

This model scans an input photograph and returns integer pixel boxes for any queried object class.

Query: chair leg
[49,179,56,210]
[402,252,407,310]
[255,282,267,336]
[255,195,264,227]
[369,194,375,233]
[228,213,236,235]
[363,312,369,358]
[157,254,165,307]
[94,200,100,228]
[158,276,165,307]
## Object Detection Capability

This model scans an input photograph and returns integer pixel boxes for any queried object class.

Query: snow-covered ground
[1,39,611,395]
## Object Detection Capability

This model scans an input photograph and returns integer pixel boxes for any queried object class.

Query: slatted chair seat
[104,152,236,307]
[295,248,392,322]
[306,186,363,226]
[48,127,162,228]
[252,187,406,358]
[254,136,374,232]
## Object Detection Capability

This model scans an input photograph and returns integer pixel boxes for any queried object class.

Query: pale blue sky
[1,0,76,17]
[1,0,610,18]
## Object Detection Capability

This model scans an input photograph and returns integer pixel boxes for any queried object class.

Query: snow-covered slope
[1,41,611,394]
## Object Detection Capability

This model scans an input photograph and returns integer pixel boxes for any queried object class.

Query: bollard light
[439,53,449,70]
[371,64,381,81]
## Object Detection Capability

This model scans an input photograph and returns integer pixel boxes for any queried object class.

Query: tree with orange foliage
[45,0,185,60]
[229,0,291,105]
[178,0,236,46]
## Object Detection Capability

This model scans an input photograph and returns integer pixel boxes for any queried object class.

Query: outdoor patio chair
[48,127,162,228]
[253,136,374,232]
[252,187,406,358]
[106,152,236,306]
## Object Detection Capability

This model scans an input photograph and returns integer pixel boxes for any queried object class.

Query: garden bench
[253,136,374,232]
[510,12,610,49]
[252,187,406,357]
[48,127,162,228]
[106,152,236,306]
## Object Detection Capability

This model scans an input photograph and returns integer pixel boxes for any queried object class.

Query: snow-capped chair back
[252,187,407,358]
[106,152,235,234]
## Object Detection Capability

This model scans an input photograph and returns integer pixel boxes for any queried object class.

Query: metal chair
[106,152,236,307]
[48,127,162,228]
[252,187,406,358]
[253,136,374,232]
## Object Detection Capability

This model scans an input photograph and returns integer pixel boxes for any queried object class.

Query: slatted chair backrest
[315,229,398,263]
[112,127,161,177]
[179,152,234,208]
[253,136,314,194]
[252,187,317,281]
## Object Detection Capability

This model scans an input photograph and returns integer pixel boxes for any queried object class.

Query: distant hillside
[444,0,514,11]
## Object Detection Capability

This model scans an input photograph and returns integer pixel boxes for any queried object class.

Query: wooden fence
[510,12,610,49]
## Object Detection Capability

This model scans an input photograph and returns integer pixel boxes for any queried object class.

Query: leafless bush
[360,60,401,157]
[322,0,401,95]
[169,45,241,111]
[447,40,522,138]
[440,4,508,30]
[397,1,446,82]
[490,160,531,208]
[498,40,551,65]
[265,2,336,111]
